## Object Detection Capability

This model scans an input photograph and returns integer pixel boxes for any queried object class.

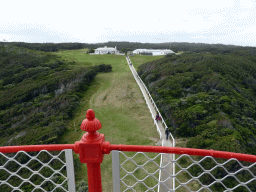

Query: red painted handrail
[0,144,75,153]
[106,144,256,162]
[0,109,256,192]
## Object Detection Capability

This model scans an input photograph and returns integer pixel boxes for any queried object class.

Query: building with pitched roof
[94,46,119,54]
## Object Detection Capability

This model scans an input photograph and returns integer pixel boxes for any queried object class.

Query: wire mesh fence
[0,149,75,192]
[175,153,256,192]
[113,150,256,192]
[113,150,162,192]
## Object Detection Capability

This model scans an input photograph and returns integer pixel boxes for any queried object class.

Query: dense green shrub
[138,49,256,190]
[137,51,256,155]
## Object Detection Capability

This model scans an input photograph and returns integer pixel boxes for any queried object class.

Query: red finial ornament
[81,109,102,133]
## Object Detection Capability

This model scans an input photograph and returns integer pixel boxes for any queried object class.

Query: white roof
[133,49,174,53]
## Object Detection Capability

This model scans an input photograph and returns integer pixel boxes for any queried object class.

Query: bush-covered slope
[0,44,112,146]
[138,51,256,155]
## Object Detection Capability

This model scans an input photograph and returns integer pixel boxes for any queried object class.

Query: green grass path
[54,50,164,191]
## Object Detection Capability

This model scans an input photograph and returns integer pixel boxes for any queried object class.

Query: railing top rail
[1,142,255,163]
[106,144,256,162]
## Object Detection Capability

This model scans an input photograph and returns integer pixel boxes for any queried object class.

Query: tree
[171,48,178,53]
[120,48,133,54]
[87,48,95,54]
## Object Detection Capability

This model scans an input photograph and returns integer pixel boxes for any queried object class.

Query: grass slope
[54,50,165,191]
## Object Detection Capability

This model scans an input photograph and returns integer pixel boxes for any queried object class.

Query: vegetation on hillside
[1,40,256,191]
[86,48,95,54]
[0,46,111,146]
[137,49,256,191]
[0,44,111,146]
[0,44,113,191]
[138,50,256,154]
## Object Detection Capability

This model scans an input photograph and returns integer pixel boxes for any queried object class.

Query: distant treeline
[0,42,84,52]
[1,41,255,54]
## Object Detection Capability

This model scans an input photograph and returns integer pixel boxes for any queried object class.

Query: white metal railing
[129,58,177,191]
[126,56,175,191]
[126,56,162,140]
[0,149,75,192]
[128,56,175,144]
[126,56,175,144]
[112,150,256,192]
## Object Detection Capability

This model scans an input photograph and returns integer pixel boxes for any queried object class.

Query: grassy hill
[53,49,166,191]
[0,45,166,191]
[2,41,256,191]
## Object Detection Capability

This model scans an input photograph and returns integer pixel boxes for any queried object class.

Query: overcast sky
[1,0,256,47]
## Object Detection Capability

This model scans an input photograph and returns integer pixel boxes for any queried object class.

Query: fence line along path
[126,56,175,192]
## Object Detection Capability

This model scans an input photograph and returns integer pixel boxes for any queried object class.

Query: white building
[94,46,119,54]
[132,49,174,56]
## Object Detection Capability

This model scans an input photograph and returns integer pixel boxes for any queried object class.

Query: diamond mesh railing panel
[0,149,75,192]
[113,150,256,192]
[174,154,256,192]
[119,151,162,192]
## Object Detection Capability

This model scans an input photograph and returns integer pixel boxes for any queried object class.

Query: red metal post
[73,109,105,192]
